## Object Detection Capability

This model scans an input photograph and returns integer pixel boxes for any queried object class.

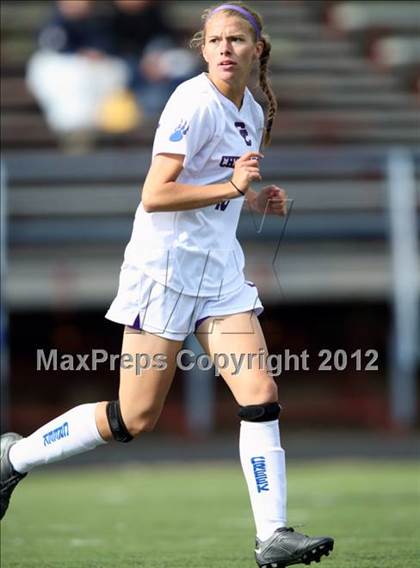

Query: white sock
[9,403,107,473]
[239,419,287,541]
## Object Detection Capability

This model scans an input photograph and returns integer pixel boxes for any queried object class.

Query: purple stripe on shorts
[195,316,211,332]
[129,314,141,330]
[246,281,256,287]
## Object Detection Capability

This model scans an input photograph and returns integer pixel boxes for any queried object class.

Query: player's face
[202,13,263,84]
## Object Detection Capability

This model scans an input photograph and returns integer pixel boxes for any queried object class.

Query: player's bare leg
[106,327,183,438]
[196,310,276,405]
[1,327,182,520]
[196,311,333,567]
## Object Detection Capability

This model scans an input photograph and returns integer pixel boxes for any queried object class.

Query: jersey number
[215,200,230,211]
[234,122,252,146]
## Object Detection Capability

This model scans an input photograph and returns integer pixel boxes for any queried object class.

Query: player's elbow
[141,184,166,213]
[142,197,155,213]
[141,193,159,213]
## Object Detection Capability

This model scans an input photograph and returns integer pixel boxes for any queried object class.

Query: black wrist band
[230,180,245,196]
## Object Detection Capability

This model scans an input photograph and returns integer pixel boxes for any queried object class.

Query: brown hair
[190,1,277,146]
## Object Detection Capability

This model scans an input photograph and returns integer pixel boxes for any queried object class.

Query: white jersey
[123,72,264,296]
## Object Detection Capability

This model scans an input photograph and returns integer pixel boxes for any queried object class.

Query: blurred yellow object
[97,90,142,133]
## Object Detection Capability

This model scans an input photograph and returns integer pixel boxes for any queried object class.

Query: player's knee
[125,407,162,436]
[263,379,278,402]
[247,378,278,405]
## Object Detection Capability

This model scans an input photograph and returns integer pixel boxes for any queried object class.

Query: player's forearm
[142,181,241,212]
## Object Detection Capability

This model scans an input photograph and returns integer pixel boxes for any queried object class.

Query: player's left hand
[253,185,288,216]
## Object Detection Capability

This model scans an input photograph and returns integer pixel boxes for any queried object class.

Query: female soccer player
[1,3,334,566]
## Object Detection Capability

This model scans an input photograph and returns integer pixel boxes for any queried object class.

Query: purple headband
[208,4,261,40]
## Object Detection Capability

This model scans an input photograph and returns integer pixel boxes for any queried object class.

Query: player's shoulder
[165,73,220,116]
[173,73,213,96]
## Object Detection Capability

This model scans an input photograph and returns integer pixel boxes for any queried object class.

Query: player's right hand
[231,151,264,193]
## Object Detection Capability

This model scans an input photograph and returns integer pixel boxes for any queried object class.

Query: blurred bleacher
[2,0,420,309]
[2,0,420,147]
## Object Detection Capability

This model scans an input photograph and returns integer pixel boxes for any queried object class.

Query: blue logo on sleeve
[169,119,190,142]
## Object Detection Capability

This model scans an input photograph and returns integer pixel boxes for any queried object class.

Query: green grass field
[1,460,419,568]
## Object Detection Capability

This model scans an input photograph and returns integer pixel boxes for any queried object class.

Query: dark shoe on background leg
[255,527,334,567]
[1,433,27,520]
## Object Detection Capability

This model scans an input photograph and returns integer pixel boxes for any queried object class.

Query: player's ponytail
[258,34,278,147]
[190,1,278,147]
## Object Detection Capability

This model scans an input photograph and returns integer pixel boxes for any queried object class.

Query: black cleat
[1,433,27,520]
[255,527,334,567]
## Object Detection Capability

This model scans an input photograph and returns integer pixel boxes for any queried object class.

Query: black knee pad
[238,402,281,422]
[106,400,133,443]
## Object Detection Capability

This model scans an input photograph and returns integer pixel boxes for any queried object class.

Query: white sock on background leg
[239,419,287,541]
[9,403,107,474]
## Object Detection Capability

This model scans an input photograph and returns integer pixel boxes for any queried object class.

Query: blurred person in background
[2,3,334,567]
[110,0,199,117]
[26,0,198,145]
[26,0,135,144]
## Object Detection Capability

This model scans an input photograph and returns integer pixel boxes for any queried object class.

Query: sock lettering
[43,422,69,446]
[251,456,269,493]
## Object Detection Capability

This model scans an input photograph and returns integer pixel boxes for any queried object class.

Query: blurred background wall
[1,0,419,445]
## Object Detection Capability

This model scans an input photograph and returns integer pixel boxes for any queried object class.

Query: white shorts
[105,262,264,341]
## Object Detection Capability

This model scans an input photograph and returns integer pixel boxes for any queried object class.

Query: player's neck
[206,73,246,110]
